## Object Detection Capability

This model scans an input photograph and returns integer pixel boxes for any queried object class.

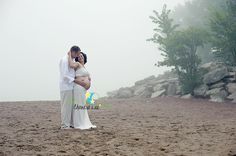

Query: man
[59,45,86,129]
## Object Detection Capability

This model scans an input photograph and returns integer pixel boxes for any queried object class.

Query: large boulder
[156,79,168,84]
[134,75,156,86]
[146,79,162,86]
[153,83,163,92]
[135,85,153,98]
[227,66,236,72]
[151,89,165,98]
[166,78,179,83]
[175,85,182,95]
[203,67,228,85]
[166,83,177,96]
[223,72,236,83]
[193,84,208,97]
[133,85,146,96]
[153,82,168,92]
[209,81,225,90]
[206,88,228,102]
[200,62,225,71]
[209,91,228,102]
[224,77,236,83]
[181,94,193,99]
[206,88,223,97]
[227,92,236,103]
[226,83,236,93]
[152,79,179,96]
[139,90,153,98]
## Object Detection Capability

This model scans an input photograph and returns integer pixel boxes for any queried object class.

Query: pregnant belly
[75,76,91,90]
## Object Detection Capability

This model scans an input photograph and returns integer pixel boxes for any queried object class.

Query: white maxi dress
[73,67,96,129]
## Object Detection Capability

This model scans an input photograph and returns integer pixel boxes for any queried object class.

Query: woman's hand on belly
[84,82,91,90]
[74,77,91,90]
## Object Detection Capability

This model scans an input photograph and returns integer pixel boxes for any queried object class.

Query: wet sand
[0,97,236,156]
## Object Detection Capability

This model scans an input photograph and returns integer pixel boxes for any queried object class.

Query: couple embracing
[59,45,96,130]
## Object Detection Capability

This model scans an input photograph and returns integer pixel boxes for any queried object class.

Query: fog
[0,0,187,101]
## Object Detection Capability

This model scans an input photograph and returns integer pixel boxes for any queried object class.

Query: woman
[68,52,96,129]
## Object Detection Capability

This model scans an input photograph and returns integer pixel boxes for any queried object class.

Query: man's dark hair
[70,46,81,52]
[75,52,87,64]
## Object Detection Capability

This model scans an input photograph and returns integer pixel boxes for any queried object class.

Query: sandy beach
[0,97,236,156]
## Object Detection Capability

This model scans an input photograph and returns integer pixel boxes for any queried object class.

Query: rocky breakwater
[107,62,236,104]
[107,71,181,99]
[193,62,236,103]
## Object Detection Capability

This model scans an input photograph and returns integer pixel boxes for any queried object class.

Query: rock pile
[107,71,181,99]
[107,62,236,103]
[194,62,236,102]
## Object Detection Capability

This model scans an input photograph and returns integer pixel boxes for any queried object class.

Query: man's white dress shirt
[59,55,75,91]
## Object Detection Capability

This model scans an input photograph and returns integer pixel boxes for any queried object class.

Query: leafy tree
[171,0,225,64]
[147,4,179,66]
[209,0,236,65]
[148,5,207,94]
[165,27,207,94]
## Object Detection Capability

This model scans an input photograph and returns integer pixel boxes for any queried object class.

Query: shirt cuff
[64,76,75,84]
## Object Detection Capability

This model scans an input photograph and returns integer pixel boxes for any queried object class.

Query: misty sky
[0,0,187,101]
